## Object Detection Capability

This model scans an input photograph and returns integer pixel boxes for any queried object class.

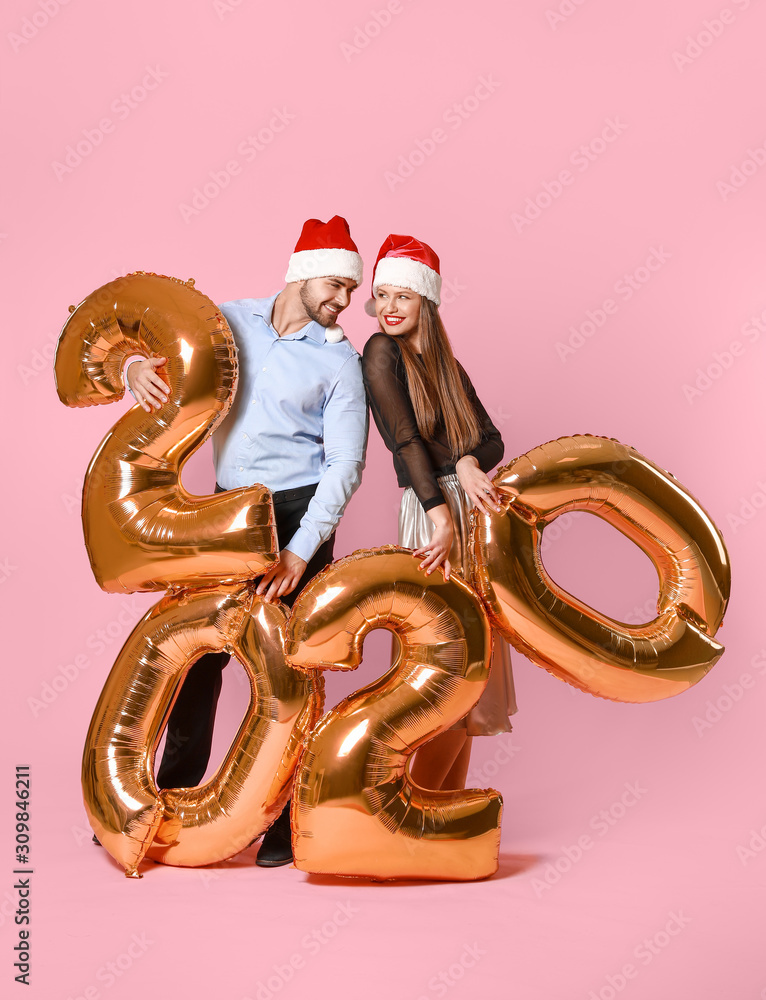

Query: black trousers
[155,482,335,789]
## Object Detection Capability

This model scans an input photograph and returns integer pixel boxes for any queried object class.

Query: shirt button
[242,433,247,440]
[238,466,244,472]
[262,367,267,372]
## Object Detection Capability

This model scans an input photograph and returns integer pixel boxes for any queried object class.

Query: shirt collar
[252,291,326,344]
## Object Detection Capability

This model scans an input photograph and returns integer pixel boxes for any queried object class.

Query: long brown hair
[397,297,481,459]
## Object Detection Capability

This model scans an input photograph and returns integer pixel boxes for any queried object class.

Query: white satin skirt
[398,474,518,736]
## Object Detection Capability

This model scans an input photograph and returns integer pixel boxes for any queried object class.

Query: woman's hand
[455,455,502,514]
[127,357,169,412]
[413,504,453,579]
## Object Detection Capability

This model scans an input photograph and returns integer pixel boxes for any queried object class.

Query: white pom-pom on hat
[325,325,345,343]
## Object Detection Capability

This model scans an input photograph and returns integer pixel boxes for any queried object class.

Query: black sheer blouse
[362,332,503,511]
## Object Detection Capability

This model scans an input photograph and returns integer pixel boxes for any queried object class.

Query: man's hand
[127,357,169,411]
[255,550,308,603]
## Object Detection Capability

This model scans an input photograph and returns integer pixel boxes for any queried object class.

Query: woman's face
[374,285,421,339]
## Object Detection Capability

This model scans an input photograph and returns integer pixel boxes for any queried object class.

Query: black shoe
[255,802,293,868]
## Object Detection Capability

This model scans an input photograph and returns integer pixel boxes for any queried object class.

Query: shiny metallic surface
[286,547,502,881]
[54,272,277,593]
[83,583,323,875]
[470,435,731,703]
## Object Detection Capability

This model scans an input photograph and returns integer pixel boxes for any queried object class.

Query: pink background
[2,0,764,997]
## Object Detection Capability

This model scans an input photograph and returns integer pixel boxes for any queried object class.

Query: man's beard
[299,282,336,328]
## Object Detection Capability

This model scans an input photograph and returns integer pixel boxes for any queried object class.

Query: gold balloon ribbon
[471,435,731,703]
[83,583,322,876]
[54,272,276,593]
[286,547,502,881]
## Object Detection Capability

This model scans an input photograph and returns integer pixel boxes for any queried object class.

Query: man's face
[299,277,357,328]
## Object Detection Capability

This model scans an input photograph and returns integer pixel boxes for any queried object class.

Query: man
[126,216,368,865]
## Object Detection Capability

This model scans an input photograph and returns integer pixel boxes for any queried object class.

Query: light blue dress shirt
[212,293,368,563]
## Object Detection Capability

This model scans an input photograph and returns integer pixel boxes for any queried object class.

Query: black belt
[215,482,319,504]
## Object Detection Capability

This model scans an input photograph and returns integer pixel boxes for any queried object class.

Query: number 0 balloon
[471,435,731,702]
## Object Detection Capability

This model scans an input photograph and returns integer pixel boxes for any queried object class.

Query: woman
[361,234,517,792]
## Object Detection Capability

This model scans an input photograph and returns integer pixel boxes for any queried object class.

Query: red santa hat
[284,216,364,285]
[365,235,442,316]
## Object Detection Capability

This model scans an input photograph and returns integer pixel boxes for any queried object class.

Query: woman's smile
[375,284,421,338]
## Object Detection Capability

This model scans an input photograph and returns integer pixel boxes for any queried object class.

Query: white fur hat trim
[372,256,441,305]
[285,248,363,284]
[325,325,345,343]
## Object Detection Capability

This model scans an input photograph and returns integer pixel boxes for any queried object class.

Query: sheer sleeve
[458,364,504,473]
[362,334,445,511]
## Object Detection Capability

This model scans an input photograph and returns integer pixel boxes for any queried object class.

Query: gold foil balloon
[471,435,731,703]
[54,272,277,593]
[55,272,314,877]
[286,546,502,881]
[84,583,322,876]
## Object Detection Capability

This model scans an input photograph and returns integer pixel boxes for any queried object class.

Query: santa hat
[284,216,363,285]
[364,234,442,316]
[285,217,363,343]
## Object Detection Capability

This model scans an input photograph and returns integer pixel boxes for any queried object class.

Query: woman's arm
[362,334,445,510]
[413,503,453,580]
[362,334,453,577]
